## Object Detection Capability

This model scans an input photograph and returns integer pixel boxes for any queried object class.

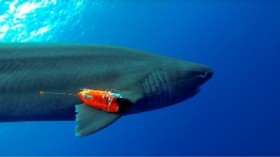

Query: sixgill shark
[0,43,213,136]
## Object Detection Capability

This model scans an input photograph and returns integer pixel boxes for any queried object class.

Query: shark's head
[166,60,213,104]
[131,58,213,113]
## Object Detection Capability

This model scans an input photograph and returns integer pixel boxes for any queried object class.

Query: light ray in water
[0,0,89,42]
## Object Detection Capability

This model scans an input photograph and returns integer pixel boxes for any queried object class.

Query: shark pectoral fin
[75,103,121,137]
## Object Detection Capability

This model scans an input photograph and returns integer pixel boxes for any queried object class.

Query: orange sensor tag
[77,89,120,113]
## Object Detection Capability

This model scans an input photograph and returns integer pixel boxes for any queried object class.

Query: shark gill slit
[156,70,167,106]
[142,69,172,109]
[160,69,173,102]
[142,74,154,108]
[151,71,162,108]
[147,74,156,107]
[157,69,172,106]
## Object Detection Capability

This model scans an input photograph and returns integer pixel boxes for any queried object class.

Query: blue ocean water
[0,0,280,156]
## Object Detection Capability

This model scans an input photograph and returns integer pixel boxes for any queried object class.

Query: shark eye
[192,70,209,79]
[199,70,213,79]
[199,72,208,78]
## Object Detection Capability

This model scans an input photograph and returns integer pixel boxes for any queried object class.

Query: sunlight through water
[0,0,89,42]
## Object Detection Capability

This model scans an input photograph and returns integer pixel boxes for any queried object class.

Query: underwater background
[0,0,280,156]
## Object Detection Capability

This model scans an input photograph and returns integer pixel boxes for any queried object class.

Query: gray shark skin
[0,43,213,136]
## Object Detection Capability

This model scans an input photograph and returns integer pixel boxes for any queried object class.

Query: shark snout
[199,68,213,81]
[187,65,213,88]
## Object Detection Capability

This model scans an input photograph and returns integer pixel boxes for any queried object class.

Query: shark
[0,43,213,136]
